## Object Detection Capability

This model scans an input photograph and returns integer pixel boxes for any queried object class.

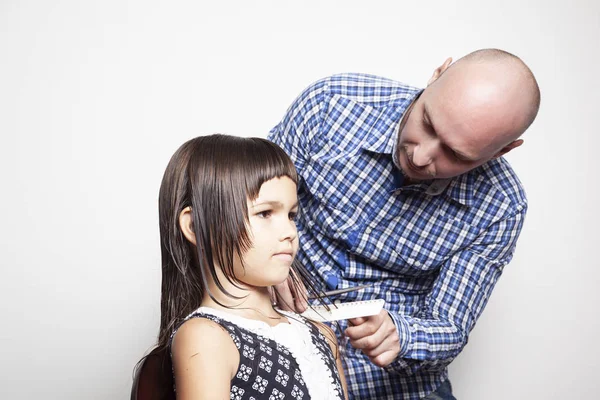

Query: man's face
[397,94,490,180]
[397,62,524,181]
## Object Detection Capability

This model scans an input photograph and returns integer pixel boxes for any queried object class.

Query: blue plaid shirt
[269,73,527,399]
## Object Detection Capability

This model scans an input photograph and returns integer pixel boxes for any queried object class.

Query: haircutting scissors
[308,284,372,300]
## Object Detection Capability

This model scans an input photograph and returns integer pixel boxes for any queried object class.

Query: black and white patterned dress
[171,307,344,400]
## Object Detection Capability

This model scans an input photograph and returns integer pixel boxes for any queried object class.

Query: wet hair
[133,134,322,398]
[157,133,304,349]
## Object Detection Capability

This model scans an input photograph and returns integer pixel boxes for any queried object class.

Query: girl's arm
[171,318,239,400]
[314,322,349,400]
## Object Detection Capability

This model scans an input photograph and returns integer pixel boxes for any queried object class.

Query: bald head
[455,49,540,131]
[396,49,540,180]
[434,49,540,143]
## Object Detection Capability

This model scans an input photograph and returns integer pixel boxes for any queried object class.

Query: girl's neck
[201,281,288,327]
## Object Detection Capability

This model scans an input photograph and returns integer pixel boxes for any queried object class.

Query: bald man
[269,49,540,400]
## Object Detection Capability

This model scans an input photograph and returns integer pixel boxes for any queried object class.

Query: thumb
[268,286,277,305]
[348,316,367,326]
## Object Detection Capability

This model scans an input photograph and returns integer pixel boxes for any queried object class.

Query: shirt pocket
[298,172,359,241]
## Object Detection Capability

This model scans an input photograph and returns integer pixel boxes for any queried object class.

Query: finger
[273,281,295,311]
[294,290,308,313]
[345,322,377,341]
[268,286,277,305]
[368,349,399,368]
[348,319,391,351]
[349,308,387,327]
[347,317,367,326]
[288,271,309,313]
[345,314,385,340]
[361,331,399,358]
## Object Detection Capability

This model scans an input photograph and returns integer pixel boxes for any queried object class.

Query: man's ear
[492,139,524,159]
[427,57,453,86]
[179,206,197,245]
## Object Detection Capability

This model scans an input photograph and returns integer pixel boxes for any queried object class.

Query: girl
[154,134,347,400]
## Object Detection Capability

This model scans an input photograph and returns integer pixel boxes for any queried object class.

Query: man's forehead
[424,93,509,158]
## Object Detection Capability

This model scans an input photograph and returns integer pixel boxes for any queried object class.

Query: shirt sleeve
[267,79,328,175]
[385,204,527,375]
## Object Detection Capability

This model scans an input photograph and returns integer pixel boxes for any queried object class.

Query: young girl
[154,134,347,400]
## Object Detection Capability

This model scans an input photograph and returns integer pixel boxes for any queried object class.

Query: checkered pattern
[269,73,527,399]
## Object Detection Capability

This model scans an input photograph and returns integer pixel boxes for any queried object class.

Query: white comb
[301,299,385,322]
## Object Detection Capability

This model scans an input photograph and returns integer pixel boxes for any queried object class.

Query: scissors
[308,284,372,300]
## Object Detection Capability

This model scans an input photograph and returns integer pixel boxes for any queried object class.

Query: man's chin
[400,161,426,181]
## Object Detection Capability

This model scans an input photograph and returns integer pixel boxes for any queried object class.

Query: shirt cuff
[387,310,412,358]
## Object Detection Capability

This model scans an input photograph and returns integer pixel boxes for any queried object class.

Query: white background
[1,1,598,399]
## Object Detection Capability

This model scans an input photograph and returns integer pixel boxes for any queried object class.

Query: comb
[301,299,385,322]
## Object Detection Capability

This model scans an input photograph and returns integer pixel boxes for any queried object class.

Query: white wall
[1,1,598,398]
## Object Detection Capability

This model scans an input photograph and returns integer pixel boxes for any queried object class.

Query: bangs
[185,135,298,285]
[240,138,298,200]
[189,135,297,212]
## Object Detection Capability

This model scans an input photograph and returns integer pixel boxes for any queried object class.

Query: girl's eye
[289,211,298,221]
[257,210,272,218]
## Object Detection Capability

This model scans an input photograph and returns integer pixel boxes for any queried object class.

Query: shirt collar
[361,89,423,155]
[442,170,476,207]
[398,174,474,207]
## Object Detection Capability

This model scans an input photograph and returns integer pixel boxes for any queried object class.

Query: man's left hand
[268,268,308,313]
[345,309,400,367]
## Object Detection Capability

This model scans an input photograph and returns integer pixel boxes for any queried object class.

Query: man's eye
[257,210,272,218]
[452,151,467,162]
[422,117,436,136]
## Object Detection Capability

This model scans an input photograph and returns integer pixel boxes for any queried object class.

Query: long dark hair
[133,134,330,399]
[158,133,306,348]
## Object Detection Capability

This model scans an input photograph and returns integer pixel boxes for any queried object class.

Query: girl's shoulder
[171,314,239,361]
[170,315,240,398]
[171,313,241,383]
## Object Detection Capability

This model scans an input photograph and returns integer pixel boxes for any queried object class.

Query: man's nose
[412,140,437,167]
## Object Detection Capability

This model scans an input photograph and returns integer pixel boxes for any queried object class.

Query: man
[269,49,540,399]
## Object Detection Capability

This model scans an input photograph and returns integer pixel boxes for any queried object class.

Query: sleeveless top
[170,307,344,400]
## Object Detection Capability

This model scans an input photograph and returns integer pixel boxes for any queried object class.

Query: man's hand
[345,309,400,367]
[269,268,308,313]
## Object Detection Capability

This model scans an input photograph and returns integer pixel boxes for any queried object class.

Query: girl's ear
[179,206,197,245]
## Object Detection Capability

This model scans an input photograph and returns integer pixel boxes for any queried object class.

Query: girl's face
[233,176,299,287]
